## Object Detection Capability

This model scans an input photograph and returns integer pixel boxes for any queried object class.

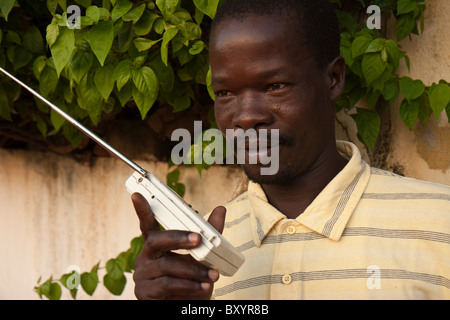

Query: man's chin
[243,165,294,186]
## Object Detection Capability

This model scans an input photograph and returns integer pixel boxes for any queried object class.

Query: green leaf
[351,36,371,59]
[94,64,115,100]
[193,0,219,19]
[103,273,126,295]
[397,0,417,15]
[70,49,94,83]
[78,75,104,124]
[39,278,62,300]
[80,271,98,296]
[445,103,450,123]
[63,122,84,147]
[132,66,159,96]
[50,27,75,77]
[362,52,387,85]
[179,22,202,41]
[12,47,33,70]
[105,258,125,280]
[156,0,180,17]
[399,77,425,102]
[396,14,417,41]
[167,169,185,197]
[382,79,399,102]
[365,38,385,53]
[418,92,433,125]
[89,20,114,66]
[206,66,214,101]
[33,56,47,80]
[22,26,44,54]
[115,81,133,106]
[133,84,159,119]
[47,0,58,14]
[429,82,450,119]
[123,3,146,23]
[385,40,401,68]
[79,262,99,296]
[75,0,91,8]
[33,114,48,137]
[161,26,178,66]
[134,38,162,52]
[51,107,66,131]
[399,98,419,130]
[134,10,160,36]
[189,40,205,55]
[86,5,100,23]
[112,60,132,91]
[111,0,133,21]
[352,108,381,150]
[39,66,59,97]
[46,21,60,47]
[0,84,11,121]
[130,236,144,256]
[0,0,15,21]
[148,55,175,92]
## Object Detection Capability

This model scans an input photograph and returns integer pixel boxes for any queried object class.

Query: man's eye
[216,90,233,97]
[266,83,286,92]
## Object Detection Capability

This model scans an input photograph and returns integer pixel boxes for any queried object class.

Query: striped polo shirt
[212,141,450,299]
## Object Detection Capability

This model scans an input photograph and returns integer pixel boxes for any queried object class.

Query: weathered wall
[336,0,450,186]
[0,148,244,299]
[387,0,450,185]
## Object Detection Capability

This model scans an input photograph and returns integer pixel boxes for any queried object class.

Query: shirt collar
[247,141,371,247]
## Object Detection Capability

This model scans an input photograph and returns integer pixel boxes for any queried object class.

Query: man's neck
[261,145,348,219]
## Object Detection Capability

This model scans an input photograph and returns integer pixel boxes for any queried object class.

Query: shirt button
[286,225,296,235]
[282,274,292,285]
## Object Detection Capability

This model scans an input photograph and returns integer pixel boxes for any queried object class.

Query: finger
[207,206,227,234]
[131,192,160,239]
[137,253,218,283]
[142,230,202,259]
[136,277,212,300]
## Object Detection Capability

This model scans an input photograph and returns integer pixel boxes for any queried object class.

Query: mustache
[225,129,294,150]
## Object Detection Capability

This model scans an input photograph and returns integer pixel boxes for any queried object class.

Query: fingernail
[188,233,200,244]
[201,282,211,291]
[208,269,219,282]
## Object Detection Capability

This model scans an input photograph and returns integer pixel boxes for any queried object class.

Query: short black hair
[210,0,340,70]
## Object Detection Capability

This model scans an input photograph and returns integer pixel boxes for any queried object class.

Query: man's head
[211,0,341,71]
[209,0,346,186]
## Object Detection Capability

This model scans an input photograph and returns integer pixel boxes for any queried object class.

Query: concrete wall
[336,0,450,186]
[387,0,450,185]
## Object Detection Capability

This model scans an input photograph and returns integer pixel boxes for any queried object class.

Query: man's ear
[327,56,346,101]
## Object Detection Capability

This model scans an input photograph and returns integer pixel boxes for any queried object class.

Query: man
[132,0,450,300]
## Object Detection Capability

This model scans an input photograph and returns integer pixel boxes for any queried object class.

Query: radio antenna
[0,66,149,178]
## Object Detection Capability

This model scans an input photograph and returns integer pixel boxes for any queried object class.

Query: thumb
[131,192,160,240]
[207,206,227,234]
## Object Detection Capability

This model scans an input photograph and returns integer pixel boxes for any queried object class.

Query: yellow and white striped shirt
[213,141,450,300]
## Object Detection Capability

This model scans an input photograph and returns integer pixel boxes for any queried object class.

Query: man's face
[210,15,339,185]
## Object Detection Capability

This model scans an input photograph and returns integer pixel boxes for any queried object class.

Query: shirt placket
[269,220,304,299]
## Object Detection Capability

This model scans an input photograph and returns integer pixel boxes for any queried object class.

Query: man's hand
[131,193,226,300]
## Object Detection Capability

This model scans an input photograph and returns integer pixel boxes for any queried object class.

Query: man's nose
[232,92,273,131]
